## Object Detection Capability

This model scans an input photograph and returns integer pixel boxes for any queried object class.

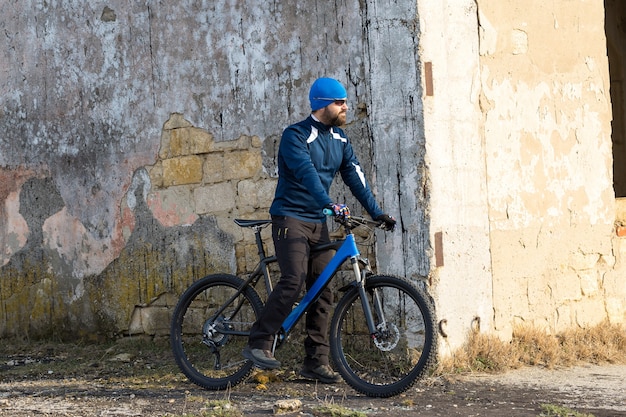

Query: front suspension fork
[351,257,386,337]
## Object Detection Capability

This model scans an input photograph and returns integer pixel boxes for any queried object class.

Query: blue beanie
[309,78,347,111]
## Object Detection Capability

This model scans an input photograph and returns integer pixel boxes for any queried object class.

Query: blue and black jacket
[269,115,383,222]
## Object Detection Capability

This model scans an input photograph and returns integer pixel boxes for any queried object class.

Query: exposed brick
[257,179,276,207]
[212,135,252,151]
[140,306,171,335]
[146,162,163,188]
[168,127,214,157]
[163,113,193,130]
[569,251,601,270]
[158,130,172,159]
[579,269,600,296]
[203,153,225,184]
[194,183,236,214]
[237,178,276,209]
[189,127,213,154]
[169,128,189,157]
[162,156,203,186]
[251,135,262,148]
[224,151,262,180]
[606,297,625,323]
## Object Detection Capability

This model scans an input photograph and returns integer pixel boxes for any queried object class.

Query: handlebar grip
[323,208,333,216]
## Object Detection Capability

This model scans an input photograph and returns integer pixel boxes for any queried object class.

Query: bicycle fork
[351,256,386,340]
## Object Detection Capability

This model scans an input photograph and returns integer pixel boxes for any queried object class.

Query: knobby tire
[170,274,264,390]
[330,275,437,397]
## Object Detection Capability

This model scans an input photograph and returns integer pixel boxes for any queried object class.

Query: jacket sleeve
[339,141,384,219]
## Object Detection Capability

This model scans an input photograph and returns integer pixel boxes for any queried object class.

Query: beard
[327,110,347,126]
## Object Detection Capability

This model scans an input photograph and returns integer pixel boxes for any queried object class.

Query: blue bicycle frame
[279,233,362,335]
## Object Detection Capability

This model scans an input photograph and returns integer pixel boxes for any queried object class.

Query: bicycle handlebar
[323,207,385,230]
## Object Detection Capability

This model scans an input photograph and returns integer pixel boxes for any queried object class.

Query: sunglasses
[314,98,347,106]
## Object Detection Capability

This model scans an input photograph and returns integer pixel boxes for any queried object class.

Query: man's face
[319,100,348,126]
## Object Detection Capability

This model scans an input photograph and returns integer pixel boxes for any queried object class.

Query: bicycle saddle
[234,219,272,228]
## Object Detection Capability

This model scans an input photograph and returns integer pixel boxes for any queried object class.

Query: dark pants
[247,215,334,367]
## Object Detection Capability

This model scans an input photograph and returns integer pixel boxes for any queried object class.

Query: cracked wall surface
[418,0,624,354]
[0,0,393,337]
[1,0,624,354]
[476,1,620,340]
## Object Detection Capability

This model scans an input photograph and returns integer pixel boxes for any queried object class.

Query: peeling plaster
[43,207,117,279]
[1,192,29,266]
[483,72,612,230]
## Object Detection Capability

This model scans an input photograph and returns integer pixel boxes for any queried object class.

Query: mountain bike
[170,208,437,398]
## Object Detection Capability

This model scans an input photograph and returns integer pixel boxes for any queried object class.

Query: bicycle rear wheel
[330,275,437,397]
[170,273,264,390]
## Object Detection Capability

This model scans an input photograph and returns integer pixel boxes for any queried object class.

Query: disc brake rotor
[373,322,400,351]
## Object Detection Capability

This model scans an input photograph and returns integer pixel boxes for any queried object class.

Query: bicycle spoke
[331,275,437,397]
[171,274,263,390]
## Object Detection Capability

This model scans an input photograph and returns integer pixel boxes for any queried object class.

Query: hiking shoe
[242,346,281,369]
[299,364,341,384]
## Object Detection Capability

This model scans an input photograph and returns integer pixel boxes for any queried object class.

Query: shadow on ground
[0,338,624,416]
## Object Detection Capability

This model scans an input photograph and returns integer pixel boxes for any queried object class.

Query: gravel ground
[0,339,624,416]
[0,364,625,416]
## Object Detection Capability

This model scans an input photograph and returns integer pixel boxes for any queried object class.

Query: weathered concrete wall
[365,0,430,284]
[0,0,393,338]
[418,0,494,354]
[1,0,624,359]
[1,0,426,339]
[418,0,623,353]
[478,0,619,339]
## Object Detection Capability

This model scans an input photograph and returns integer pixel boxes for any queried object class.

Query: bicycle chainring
[373,322,400,351]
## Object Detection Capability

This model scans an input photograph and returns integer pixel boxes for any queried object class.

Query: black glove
[375,214,396,231]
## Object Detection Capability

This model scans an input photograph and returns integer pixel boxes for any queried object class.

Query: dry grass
[437,321,626,375]
[2,321,625,386]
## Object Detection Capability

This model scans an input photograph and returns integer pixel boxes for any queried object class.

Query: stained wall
[1,0,624,355]
[0,0,391,338]
[420,0,623,353]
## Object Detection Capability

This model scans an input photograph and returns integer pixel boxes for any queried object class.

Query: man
[242,77,396,383]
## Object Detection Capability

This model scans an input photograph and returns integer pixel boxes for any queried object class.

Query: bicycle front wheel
[170,274,264,390]
[330,275,437,397]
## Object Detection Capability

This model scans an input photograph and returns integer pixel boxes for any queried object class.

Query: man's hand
[325,203,350,219]
[375,214,396,231]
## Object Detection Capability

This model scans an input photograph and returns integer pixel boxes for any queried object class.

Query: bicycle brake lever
[323,208,352,225]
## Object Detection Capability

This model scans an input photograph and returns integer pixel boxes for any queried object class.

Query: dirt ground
[0,340,624,417]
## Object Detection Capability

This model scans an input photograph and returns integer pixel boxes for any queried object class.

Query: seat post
[253,226,268,260]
